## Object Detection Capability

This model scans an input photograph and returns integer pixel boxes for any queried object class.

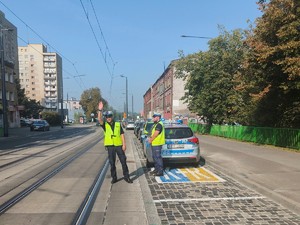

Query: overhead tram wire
[0,0,82,78]
[17,35,86,91]
[89,0,118,100]
[79,0,114,78]
[80,0,122,107]
[89,0,116,67]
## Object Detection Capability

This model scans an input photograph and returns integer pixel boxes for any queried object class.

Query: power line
[0,0,82,77]
[89,0,116,67]
[79,0,114,77]
[17,34,86,91]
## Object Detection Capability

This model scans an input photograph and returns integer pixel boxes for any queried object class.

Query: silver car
[125,121,135,130]
[143,123,200,167]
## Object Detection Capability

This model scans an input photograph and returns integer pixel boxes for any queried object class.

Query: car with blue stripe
[143,122,200,167]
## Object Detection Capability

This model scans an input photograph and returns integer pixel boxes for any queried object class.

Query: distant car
[20,119,33,127]
[125,121,135,130]
[30,120,50,131]
[143,123,200,167]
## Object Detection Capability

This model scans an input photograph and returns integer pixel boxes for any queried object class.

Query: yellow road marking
[179,167,223,182]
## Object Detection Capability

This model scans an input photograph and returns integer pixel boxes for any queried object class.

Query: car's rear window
[145,123,154,132]
[34,121,44,124]
[165,128,193,139]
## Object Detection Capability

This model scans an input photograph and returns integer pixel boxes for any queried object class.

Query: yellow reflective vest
[104,122,123,146]
[151,121,165,146]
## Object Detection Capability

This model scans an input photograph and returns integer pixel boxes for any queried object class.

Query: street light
[120,75,128,120]
[1,28,13,137]
[181,35,213,39]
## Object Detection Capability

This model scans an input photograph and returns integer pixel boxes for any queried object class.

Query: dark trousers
[151,145,164,173]
[107,145,129,179]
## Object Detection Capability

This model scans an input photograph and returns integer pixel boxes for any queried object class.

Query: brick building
[143,60,192,120]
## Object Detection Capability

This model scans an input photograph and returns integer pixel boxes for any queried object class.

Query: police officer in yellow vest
[148,112,165,176]
[98,101,133,184]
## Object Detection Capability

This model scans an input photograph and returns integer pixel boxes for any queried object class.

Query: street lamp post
[1,28,13,137]
[120,75,128,120]
[181,35,213,39]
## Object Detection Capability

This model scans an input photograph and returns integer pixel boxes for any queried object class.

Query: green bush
[41,112,61,126]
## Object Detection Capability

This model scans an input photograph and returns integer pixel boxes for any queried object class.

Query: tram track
[0,132,103,215]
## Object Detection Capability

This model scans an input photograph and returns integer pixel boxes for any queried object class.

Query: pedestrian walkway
[87,131,160,225]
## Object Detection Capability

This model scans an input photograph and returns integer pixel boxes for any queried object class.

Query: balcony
[44,69,56,73]
[44,75,57,80]
[44,57,55,62]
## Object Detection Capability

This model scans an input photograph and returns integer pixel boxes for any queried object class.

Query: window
[165,128,193,139]
[10,92,14,101]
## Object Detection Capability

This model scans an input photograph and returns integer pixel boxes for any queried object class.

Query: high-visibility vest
[104,122,123,146]
[151,121,165,146]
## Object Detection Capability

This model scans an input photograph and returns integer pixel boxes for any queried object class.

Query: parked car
[20,119,33,127]
[134,120,141,136]
[125,121,135,130]
[143,123,200,167]
[30,120,50,131]
[135,121,145,138]
[140,121,154,144]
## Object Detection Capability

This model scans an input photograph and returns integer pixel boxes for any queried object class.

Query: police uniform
[101,118,132,183]
[150,118,165,176]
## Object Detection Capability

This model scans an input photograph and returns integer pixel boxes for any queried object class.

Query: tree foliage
[16,78,44,119]
[79,87,108,120]
[41,111,61,125]
[175,0,300,128]
[175,28,248,125]
[243,0,300,127]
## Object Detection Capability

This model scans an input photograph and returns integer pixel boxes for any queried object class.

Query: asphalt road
[197,134,300,215]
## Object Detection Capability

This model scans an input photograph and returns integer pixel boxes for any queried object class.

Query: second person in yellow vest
[148,113,165,176]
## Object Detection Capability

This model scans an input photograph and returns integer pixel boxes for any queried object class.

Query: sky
[0,0,262,114]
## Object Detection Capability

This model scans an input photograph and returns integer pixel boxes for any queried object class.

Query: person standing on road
[148,113,165,176]
[98,101,133,184]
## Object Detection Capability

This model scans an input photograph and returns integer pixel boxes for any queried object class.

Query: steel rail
[72,159,109,225]
[0,137,100,215]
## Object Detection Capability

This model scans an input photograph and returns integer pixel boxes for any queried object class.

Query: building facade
[18,44,63,112]
[0,11,19,128]
[61,97,84,123]
[143,60,192,120]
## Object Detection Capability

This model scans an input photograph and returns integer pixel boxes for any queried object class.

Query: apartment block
[143,60,192,120]
[0,11,19,128]
[18,44,63,111]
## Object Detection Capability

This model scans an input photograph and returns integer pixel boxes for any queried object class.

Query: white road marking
[153,196,265,203]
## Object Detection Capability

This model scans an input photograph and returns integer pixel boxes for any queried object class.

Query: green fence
[188,123,300,150]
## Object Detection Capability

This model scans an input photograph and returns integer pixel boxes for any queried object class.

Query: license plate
[167,144,184,149]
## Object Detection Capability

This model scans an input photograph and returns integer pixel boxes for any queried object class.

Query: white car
[125,121,135,130]
[143,123,200,167]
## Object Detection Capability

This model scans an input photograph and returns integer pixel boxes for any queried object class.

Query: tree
[243,0,300,128]
[16,78,44,118]
[79,87,108,121]
[175,28,248,125]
